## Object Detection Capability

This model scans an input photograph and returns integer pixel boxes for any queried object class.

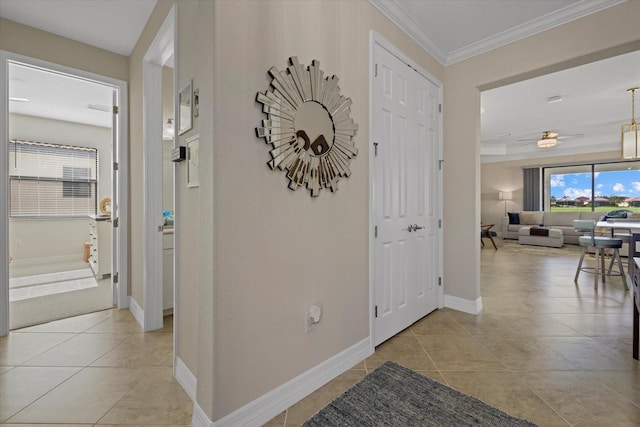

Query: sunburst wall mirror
[256,57,358,197]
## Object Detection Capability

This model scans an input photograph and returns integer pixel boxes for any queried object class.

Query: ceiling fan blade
[517,132,584,142]
[557,133,584,139]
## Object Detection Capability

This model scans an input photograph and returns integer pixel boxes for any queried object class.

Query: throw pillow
[508,212,520,224]
[519,211,543,225]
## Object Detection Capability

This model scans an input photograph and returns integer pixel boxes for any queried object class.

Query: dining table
[595,220,640,233]
[597,221,640,361]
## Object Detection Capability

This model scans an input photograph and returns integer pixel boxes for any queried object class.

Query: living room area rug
[303,361,538,427]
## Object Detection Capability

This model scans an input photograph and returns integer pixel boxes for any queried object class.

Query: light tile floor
[0,310,192,426]
[267,239,640,426]
[3,240,640,426]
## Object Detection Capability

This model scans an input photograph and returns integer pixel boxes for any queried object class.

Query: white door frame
[368,32,444,347]
[140,5,176,332]
[0,51,130,336]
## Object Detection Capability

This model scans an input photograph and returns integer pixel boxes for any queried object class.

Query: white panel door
[373,43,440,346]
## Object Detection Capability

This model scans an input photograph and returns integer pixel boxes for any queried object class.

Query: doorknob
[413,224,425,231]
[407,225,414,232]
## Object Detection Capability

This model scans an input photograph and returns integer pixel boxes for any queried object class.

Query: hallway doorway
[0,52,129,335]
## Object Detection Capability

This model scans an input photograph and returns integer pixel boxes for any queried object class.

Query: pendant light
[622,87,639,159]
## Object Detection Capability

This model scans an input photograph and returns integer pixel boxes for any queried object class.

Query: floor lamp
[499,191,512,216]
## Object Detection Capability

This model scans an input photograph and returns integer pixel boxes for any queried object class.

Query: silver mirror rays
[256,57,358,197]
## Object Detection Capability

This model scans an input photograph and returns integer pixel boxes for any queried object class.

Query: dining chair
[573,219,628,289]
[609,226,632,275]
[480,224,497,250]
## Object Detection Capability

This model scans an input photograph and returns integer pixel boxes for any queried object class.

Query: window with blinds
[9,139,98,218]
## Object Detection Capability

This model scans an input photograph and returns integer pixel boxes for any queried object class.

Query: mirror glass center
[294,101,335,156]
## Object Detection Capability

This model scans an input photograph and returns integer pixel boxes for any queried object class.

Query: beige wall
[444,1,640,302]
[127,0,203,397]
[0,18,128,82]
[206,0,443,420]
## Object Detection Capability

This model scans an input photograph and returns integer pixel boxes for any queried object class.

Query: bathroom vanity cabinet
[89,215,111,279]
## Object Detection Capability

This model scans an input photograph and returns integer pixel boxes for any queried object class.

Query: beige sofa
[501,211,604,245]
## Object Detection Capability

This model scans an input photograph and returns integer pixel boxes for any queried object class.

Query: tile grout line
[410,325,448,385]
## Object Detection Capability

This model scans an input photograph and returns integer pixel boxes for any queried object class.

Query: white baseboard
[191,337,373,427]
[175,356,197,401]
[192,402,213,427]
[444,294,483,314]
[129,296,144,329]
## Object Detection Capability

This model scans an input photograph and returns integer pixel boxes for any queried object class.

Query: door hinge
[438,277,442,287]
[113,161,119,171]
[375,225,378,238]
[438,219,442,228]
[439,103,442,113]
[374,63,378,77]
[438,160,443,170]
[113,218,119,228]
[113,105,119,115]
[113,273,119,284]
[373,142,378,157]
[375,305,378,318]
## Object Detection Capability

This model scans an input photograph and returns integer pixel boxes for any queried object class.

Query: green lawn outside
[550,206,640,213]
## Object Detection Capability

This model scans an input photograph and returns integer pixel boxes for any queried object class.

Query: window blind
[9,139,98,218]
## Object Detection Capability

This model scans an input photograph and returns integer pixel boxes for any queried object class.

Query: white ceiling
[369,0,626,65]
[8,62,115,128]
[0,0,156,56]
[0,0,157,129]
[1,0,637,161]
[481,49,640,163]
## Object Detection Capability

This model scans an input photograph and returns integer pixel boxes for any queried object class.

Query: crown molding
[368,0,447,65]
[447,0,627,65]
[481,140,620,164]
[369,0,627,66]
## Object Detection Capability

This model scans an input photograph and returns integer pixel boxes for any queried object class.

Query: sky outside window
[550,169,640,199]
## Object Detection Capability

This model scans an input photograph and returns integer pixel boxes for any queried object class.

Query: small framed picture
[186,134,199,188]
[179,80,193,135]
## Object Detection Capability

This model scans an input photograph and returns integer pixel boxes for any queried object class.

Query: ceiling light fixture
[87,103,110,112]
[494,132,511,138]
[546,95,563,104]
[9,97,30,102]
[537,131,558,148]
[622,87,639,159]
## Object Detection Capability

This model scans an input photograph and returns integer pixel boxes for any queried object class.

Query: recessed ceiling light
[87,103,110,112]
[494,132,511,138]
[9,97,30,102]
[547,95,563,104]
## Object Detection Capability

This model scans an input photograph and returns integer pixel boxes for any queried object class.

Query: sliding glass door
[544,161,640,214]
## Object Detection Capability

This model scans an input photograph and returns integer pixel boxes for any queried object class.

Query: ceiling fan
[517,131,583,149]
[536,131,559,148]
